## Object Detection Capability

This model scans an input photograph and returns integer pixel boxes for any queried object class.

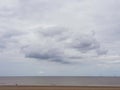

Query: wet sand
[0,86,120,90]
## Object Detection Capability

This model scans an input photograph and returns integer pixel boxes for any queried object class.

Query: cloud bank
[0,0,120,76]
[0,24,107,64]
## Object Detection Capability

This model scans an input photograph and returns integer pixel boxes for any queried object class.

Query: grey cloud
[0,28,27,54]
[0,0,120,76]
[96,48,108,56]
[51,59,72,64]
[70,37,108,56]
[0,43,5,49]
[0,0,20,18]
[21,26,107,64]
[67,35,101,53]
[0,0,109,64]
[23,44,69,64]
[0,34,8,50]
[38,26,67,37]
[25,48,63,60]
[2,31,23,39]
[20,26,71,64]
[18,0,63,20]
[26,52,70,64]
[33,26,69,43]
[24,47,72,64]
[0,0,62,20]
[0,10,108,63]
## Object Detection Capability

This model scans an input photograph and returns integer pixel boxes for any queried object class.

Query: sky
[0,0,120,76]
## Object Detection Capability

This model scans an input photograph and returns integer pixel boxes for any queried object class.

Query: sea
[0,76,120,86]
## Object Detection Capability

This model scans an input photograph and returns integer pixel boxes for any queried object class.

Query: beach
[1,76,120,86]
[0,77,120,90]
[0,86,120,90]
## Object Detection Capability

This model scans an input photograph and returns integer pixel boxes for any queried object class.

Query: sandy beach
[1,77,120,90]
[0,86,120,90]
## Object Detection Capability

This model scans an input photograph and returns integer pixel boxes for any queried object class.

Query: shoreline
[0,86,120,90]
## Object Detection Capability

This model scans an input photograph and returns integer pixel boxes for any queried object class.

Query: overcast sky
[0,0,120,76]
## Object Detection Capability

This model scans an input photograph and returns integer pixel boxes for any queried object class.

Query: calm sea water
[0,76,120,86]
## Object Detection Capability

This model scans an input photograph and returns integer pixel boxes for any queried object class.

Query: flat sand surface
[0,86,120,90]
